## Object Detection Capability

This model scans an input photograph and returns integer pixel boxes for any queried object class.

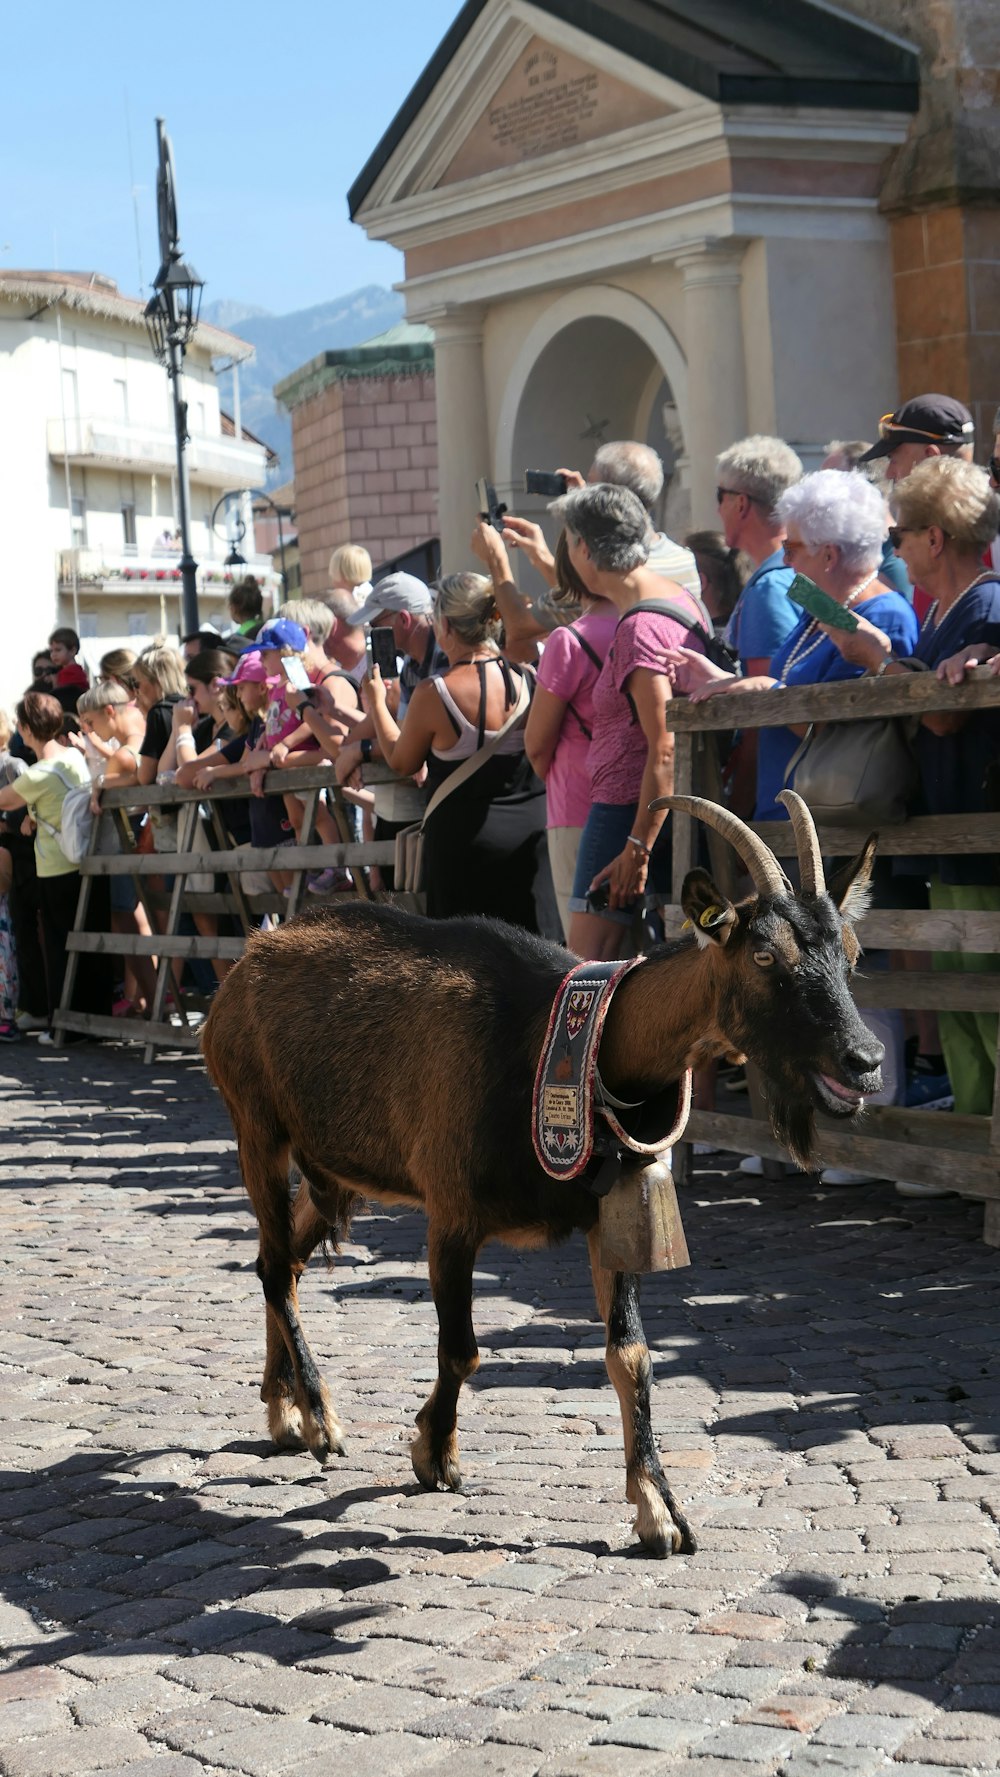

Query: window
[77,615,99,639]
[112,377,129,424]
[121,503,137,548]
[71,496,87,547]
[128,612,148,638]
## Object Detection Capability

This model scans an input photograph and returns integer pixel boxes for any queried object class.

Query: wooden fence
[55,763,394,1063]
[664,668,1000,1246]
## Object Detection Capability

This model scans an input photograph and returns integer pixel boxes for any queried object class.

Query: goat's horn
[776,790,826,896]
[649,795,790,898]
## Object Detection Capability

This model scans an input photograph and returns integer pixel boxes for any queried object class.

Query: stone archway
[495,285,689,534]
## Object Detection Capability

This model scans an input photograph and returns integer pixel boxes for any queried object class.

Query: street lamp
[144,118,204,638]
[211,488,290,595]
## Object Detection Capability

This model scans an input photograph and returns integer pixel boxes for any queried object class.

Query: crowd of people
[3,392,1000,1203]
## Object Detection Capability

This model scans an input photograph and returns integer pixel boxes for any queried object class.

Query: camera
[368,625,399,680]
[524,470,568,498]
[475,476,508,533]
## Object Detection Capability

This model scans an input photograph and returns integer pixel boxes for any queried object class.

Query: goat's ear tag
[699,905,724,929]
[681,918,693,931]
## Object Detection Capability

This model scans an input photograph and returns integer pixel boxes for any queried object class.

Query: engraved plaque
[441,36,673,185]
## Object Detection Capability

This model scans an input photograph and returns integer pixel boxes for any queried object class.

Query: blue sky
[3,0,460,315]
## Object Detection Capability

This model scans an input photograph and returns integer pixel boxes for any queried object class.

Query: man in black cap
[860,393,975,485]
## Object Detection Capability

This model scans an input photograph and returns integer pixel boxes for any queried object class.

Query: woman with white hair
[821,457,1000,1132]
[671,469,918,820]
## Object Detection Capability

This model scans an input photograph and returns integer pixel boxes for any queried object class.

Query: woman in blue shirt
[821,457,1000,1118]
[668,470,918,818]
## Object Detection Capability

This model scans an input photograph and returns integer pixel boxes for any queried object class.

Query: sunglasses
[887,524,949,549]
[990,455,1000,483]
[877,412,971,446]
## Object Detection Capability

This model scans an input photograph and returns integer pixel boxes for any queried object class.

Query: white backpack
[36,761,96,864]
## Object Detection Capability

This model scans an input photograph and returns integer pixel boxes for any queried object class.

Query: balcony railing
[58,546,278,592]
[48,417,268,489]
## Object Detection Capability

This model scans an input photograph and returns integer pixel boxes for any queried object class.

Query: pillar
[424,304,491,570]
[676,244,749,527]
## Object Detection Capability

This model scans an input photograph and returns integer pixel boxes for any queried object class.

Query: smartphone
[524,470,568,498]
[369,625,399,680]
[475,476,508,533]
[281,656,312,690]
[786,573,860,633]
[585,882,612,913]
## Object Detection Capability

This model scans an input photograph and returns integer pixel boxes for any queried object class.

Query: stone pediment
[437,34,676,186]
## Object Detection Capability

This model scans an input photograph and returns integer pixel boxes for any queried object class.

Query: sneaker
[738,1154,799,1177]
[35,1030,55,1045]
[820,1166,883,1186]
[308,867,352,894]
[894,1178,956,1198]
[0,1022,22,1043]
[15,1011,47,1032]
[905,1071,954,1111]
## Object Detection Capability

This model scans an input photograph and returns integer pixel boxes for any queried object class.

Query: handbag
[784,715,917,828]
[394,671,532,901]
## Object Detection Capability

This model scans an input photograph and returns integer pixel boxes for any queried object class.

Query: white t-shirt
[646,532,701,599]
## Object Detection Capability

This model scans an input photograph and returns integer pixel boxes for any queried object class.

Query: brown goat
[201,793,883,1556]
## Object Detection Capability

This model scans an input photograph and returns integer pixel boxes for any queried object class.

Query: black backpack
[615,597,738,722]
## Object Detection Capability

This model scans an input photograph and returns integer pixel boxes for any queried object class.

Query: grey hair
[589,441,664,514]
[776,470,887,574]
[715,434,803,516]
[277,598,333,647]
[555,483,651,574]
[77,679,129,715]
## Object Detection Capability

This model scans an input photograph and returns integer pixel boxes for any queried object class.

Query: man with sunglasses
[861,394,976,622]
[859,393,975,485]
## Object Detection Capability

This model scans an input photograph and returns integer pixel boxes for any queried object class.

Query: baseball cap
[255,618,307,652]
[220,650,273,686]
[861,394,975,462]
[353,572,432,629]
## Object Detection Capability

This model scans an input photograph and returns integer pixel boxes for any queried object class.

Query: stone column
[424,305,491,569]
[676,244,749,527]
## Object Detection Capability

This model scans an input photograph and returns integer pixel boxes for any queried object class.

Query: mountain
[201,299,274,332]
[204,285,405,478]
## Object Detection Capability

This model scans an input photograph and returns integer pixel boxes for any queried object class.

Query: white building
[0,270,276,709]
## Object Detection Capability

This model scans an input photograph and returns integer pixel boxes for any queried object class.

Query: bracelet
[873,656,892,678]
[360,738,373,764]
[626,834,650,858]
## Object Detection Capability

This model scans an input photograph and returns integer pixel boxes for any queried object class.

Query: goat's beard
[765,1087,817,1173]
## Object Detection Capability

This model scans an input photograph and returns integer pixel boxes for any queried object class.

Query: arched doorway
[495,286,689,542]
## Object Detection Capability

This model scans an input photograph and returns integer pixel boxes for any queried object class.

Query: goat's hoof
[411,1434,463,1493]
[268,1402,306,1450]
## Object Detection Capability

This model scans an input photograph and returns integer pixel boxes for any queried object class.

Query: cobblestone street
[0,1042,998,1776]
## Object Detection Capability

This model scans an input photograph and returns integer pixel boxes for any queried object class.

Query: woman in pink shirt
[559,484,709,961]
[523,536,617,940]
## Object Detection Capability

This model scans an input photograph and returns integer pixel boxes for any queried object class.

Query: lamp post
[144,118,204,639]
[211,488,291,596]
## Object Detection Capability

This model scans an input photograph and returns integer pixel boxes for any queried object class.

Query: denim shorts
[569,801,672,927]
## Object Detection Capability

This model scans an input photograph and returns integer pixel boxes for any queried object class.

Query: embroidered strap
[532,957,695,1181]
[532,959,641,1180]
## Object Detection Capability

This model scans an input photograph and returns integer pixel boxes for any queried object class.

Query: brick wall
[290,371,438,599]
[891,206,1000,450]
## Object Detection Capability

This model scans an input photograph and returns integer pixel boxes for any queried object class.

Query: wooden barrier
[663,668,1000,1246]
[55,762,396,1062]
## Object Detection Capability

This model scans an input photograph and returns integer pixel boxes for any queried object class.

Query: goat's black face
[681,844,884,1168]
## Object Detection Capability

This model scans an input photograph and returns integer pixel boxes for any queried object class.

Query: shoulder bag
[783,686,921,829]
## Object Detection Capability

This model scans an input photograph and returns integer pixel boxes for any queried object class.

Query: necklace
[778,572,877,684]
[925,570,998,632]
